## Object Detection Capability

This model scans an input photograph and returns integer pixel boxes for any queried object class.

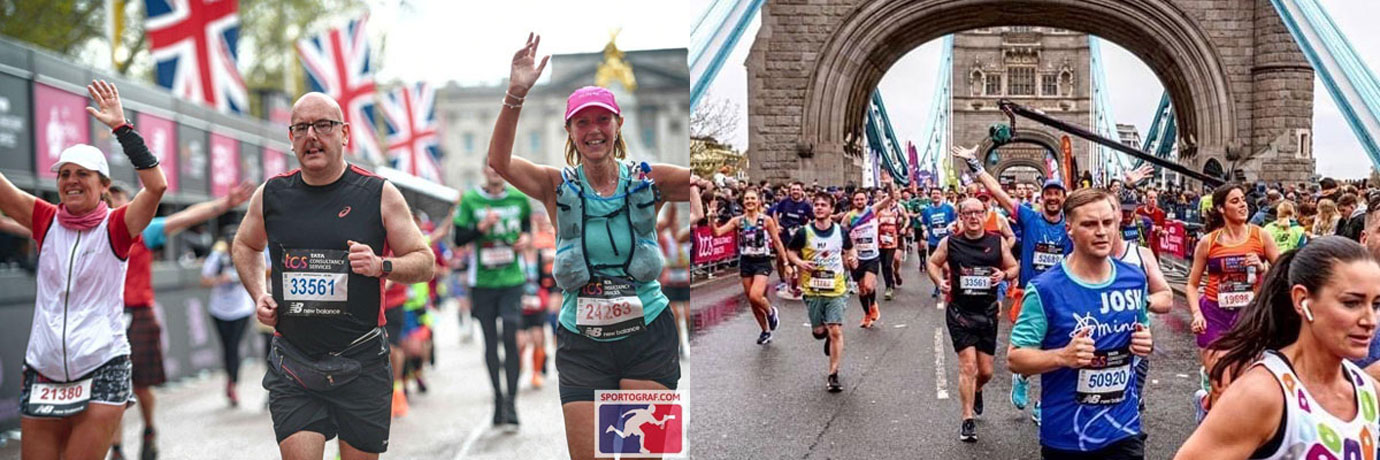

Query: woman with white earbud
[1176,236,1380,459]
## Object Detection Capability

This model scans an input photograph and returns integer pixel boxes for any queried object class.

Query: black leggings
[212,316,249,383]
[880,248,897,289]
[472,285,523,402]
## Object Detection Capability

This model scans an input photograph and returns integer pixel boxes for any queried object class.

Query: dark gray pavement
[687,250,1204,459]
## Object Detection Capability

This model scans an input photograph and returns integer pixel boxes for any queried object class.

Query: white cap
[50,144,110,178]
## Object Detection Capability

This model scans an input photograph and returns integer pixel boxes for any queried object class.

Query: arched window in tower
[1059,70,1074,97]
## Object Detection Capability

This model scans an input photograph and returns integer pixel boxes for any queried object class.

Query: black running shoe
[827,373,843,393]
[975,390,984,417]
[503,397,520,433]
[960,419,977,442]
[757,331,772,345]
[492,397,505,426]
[824,335,831,356]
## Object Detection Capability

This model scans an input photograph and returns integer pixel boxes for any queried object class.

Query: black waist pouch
[270,328,383,391]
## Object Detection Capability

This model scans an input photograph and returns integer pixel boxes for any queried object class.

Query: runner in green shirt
[453,166,532,431]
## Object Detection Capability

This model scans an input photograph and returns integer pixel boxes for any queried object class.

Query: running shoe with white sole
[768,306,780,331]
[1031,402,1042,426]
[960,419,977,443]
[1010,374,1029,410]
[757,331,772,345]
[827,373,843,393]
[975,390,984,416]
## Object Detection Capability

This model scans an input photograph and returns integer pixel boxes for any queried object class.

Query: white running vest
[1253,351,1380,460]
[26,209,130,381]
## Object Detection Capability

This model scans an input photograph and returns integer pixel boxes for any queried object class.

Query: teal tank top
[558,162,668,340]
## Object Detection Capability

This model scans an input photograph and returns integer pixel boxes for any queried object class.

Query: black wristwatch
[381,259,393,277]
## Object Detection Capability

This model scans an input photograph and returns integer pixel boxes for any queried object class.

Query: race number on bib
[809,270,838,290]
[1219,289,1254,309]
[1076,349,1132,405]
[959,275,992,291]
[880,234,895,246]
[29,379,92,406]
[26,378,93,417]
[1033,243,1064,272]
[576,277,646,339]
[855,237,877,253]
[280,248,350,317]
[931,225,949,238]
[480,245,516,268]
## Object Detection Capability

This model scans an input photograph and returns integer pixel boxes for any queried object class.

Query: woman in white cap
[0,80,166,458]
[488,34,691,459]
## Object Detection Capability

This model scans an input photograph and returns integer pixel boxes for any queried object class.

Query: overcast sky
[372,0,693,86]
[695,0,1380,180]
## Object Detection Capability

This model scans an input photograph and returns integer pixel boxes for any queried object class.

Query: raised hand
[951,144,979,162]
[509,33,550,96]
[85,80,127,129]
[1125,164,1154,185]
[227,182,255,208]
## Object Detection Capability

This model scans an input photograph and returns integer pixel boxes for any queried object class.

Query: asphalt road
[687,250,1205,460]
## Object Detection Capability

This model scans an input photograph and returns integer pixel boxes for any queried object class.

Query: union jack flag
[296,16,383,164]
[143,0,248,114]
[381,82,442,183]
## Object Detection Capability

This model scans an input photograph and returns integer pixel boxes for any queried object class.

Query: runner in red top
[1136,189,1168,259]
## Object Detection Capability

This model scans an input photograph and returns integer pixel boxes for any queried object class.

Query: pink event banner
[262,147,287,179]
[692,225,737,265]
[136,113,179,192]
[209,133,239,197]
[34,83,90,180]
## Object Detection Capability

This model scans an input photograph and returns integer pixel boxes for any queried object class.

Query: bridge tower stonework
[746,0,1316,186]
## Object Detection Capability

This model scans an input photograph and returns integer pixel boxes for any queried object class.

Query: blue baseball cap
[1042,179,1066,191]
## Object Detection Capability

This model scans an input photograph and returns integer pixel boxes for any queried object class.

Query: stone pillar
[1249,0,1315,183]
[746,0,861,185]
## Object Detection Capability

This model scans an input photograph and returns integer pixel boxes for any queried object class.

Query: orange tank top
[983,212,1002,234]
[1203,226,1267,306]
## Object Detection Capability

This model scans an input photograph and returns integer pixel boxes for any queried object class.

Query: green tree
[0,0,107,59]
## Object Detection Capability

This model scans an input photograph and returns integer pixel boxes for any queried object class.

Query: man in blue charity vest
[1008,187,1154,460]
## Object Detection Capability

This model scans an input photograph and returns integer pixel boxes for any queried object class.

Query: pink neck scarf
[57,202,110,231]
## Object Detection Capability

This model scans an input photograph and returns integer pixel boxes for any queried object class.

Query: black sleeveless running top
[265,164,387,357]
[946,232,1004,312]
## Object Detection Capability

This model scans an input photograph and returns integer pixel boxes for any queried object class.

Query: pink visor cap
[564,86,621,121]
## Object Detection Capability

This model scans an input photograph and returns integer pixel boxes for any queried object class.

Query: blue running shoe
[768,306,780,331]
[1032,401,1042,426]
[1010,374,1030,410]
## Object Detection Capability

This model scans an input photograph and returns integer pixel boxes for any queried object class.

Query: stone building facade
[745,0,1316,187]
[435,47,689,188]
[952,26,1091,182]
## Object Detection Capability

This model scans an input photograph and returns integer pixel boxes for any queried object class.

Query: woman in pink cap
[488,34,691,459]
[0,80,166,459]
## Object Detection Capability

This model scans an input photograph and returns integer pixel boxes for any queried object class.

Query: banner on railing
[1159,220,1188,258]
[693,225,736,265]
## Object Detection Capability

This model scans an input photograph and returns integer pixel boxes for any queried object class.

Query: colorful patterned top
[1253,350,1379,460]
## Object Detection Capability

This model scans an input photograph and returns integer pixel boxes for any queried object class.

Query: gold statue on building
[596,28,637,92]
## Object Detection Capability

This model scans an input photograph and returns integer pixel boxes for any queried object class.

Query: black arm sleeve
[114,125,160,170]
[453,225,483,246]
